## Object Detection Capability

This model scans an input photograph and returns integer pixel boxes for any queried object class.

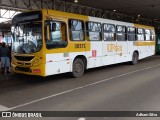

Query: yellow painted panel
[42,9,91,54]
[12,49,46,76]
[45,41,91,54]
[135,41,155,46]
[42,9,88,21]
[134,24,154,30]
[69,41,91,52]
[145,41,156,46]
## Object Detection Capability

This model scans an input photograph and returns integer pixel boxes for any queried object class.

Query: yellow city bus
[11,9,155,77]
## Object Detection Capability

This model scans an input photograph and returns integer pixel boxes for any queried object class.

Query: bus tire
[131,52,138,65]
[72,58,85,78]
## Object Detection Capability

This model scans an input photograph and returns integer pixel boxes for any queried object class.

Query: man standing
[0,42,10,75]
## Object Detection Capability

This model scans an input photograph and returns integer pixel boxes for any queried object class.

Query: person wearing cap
[0,42,10,75]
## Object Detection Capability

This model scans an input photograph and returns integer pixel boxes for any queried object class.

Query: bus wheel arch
[71,55,87,78]
[131,51,139,65]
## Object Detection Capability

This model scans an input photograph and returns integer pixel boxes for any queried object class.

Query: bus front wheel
[131,52,138,65]
[72,58,85,78]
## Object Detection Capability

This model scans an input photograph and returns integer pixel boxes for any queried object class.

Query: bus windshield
[11,22,42,54]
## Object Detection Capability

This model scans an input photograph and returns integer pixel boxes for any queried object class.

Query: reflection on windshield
[12,22,42,54]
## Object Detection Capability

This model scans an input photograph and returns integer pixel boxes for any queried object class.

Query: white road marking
[0,105,10,111]
[4,64,160,111]
[78,118,86,120]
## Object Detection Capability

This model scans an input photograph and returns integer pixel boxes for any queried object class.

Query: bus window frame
[68,19,85,42]
[127,26,136,41]
[145,29,151,41]
[150,29,155,41]
[137,28,145,41]
[44,20,68,49]
[103,23,116,41]
[86,21,102,41]
[116,25,127,41]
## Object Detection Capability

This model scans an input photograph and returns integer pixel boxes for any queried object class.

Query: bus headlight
[33,59,39,66]
[11,56,16,64]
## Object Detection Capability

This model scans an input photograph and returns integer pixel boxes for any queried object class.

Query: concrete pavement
[0,55,160,120]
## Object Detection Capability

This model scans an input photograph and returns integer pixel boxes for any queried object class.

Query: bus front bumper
[11,63,45,77]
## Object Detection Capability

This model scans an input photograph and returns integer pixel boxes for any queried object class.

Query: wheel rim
[74,62,82,74]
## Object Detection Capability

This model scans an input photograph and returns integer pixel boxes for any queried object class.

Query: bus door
[45,20,70,76]
[102,24,116,65]
[86,22,103,68]
[116,25,128,63]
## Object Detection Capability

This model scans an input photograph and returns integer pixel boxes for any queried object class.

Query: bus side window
[151,30,155,41]
[86,21,102,41]
[127,27,136,41]
[45,20,68,49]
[69,19,85,41]
[137,28,144,41]
[116,25,127,41]
[145,29,151,41]
[103,24,115,41]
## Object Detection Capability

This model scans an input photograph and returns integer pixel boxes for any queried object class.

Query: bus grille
[16,67,30,72]
[14,56,34,61]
